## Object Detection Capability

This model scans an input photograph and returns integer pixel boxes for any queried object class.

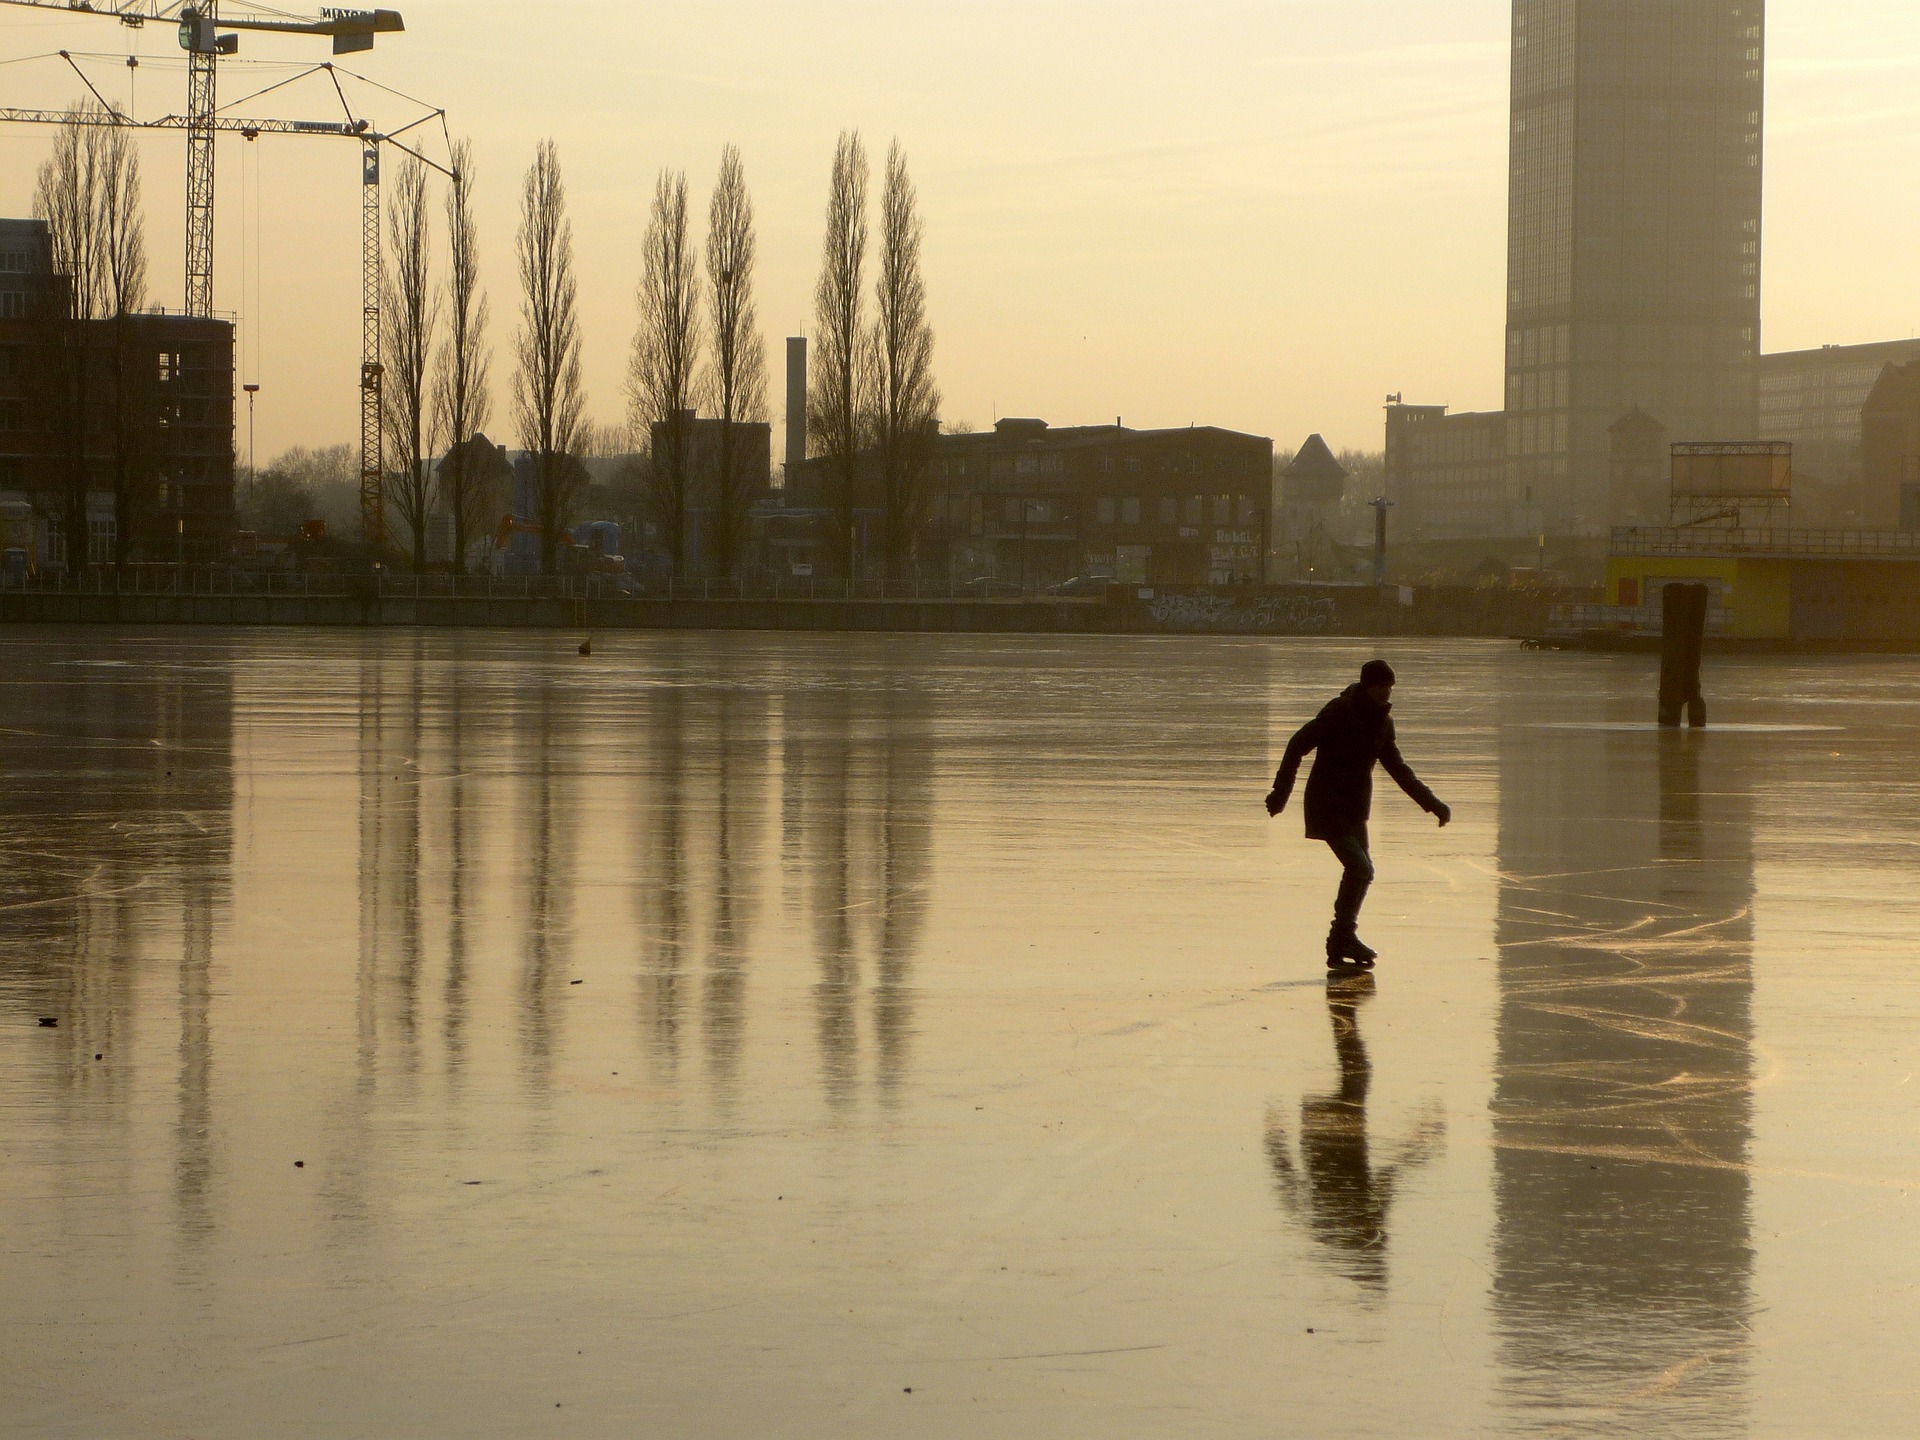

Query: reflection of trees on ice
[636,682,690,1084]
[785,664,932,1115]
[702,689,753,1109]
[630,675,771,1113]
[623,643,932,1116]
[515,665,576,1102]
[0,645,235,1265]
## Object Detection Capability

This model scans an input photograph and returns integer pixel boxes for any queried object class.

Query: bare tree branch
[97,118,146,572]
[629,168,703,577]
[704,143,767,582]
[382,153,439,570]
[808,130,869,579]
[513,139,586,575]
[433,137,494,574]
[875,138,939,582]
[96,125,144,321]
[31,102,104,571]
[29,102,153,574]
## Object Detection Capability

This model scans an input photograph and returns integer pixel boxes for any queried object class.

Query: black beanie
[1360,659,1396,688]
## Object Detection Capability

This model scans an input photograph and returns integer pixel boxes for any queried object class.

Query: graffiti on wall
[1144,591,1340,633]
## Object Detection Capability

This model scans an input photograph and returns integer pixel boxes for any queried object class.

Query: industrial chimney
[784,337,807,489]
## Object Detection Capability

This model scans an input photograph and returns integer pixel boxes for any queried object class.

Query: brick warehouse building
[0,217,235,571]
[928,419,1273,588]
[767,417,1272,588]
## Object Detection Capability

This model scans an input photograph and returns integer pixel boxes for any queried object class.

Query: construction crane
[0,0,412,545]
[0,3,402,316]
[0,3,433,549]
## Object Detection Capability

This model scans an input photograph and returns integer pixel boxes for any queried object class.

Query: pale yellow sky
[2,1,1918,463]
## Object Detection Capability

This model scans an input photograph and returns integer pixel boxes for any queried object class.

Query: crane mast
[183,1,218,317]
[360,140,382,549]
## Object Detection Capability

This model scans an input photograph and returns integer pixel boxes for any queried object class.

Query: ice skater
[1265,660,1451,968]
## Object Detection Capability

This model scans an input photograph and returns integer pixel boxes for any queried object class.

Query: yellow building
[1601,531,1920,643]
[1558,441,1920,645]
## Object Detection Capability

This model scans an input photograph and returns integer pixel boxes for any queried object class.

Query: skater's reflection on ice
[1264,974,1445,1293]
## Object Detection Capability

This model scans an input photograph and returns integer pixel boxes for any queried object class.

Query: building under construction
[0,217,235,571]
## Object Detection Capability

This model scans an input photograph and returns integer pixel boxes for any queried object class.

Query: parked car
[961,575,1023,598]
[1044,575,1113,597]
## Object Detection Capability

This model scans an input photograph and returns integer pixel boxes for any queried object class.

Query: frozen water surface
[4,628,1920,1437]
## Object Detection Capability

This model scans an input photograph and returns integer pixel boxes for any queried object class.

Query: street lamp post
[1370,496,1394,587]
[243,383,260,481]
[242,384,261,548]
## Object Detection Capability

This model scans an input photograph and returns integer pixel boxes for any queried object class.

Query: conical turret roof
[1284,433,1348,484]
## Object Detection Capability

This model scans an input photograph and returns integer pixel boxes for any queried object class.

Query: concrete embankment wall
[0,591,1117,633]
[0,586,1554,637]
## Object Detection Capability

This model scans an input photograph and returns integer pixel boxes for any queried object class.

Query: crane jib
[0,3,404,37]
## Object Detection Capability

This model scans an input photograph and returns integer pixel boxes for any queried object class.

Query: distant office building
[1391,3,1766,544]
[0,216,39,319]
[1383,403,1508,540]
[0,216,235,569]
[645,411,772,577]
[1506,1,1765,534]
[0,218,47,509]
[1607,405,1670,527]
[1861,361,1920,531]
[1758,340,1920,521]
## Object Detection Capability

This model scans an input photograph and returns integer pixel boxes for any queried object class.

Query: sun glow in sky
[2,1,1917,463]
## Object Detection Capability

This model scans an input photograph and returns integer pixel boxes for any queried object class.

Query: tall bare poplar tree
[382,155,439,569]
[96,118,147,571]
[629,169,702,577]
[434,138,492,573]
[807,131,869,578]
[514,140,586,575]
[874,140,939,582]
[32,104,106,570]
[704,145,767,582]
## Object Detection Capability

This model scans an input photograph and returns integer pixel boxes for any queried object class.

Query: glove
[1265,790,1285,818]
[1433,801,1452,828]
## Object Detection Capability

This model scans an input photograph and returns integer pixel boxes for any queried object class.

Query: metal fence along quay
[1611,527,1920,559]
[0,570,1106,603]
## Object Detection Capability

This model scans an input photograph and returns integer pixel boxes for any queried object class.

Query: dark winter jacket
[1272,684,1440,841]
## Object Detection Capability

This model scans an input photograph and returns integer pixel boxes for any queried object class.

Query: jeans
[1324,828,1374,940]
